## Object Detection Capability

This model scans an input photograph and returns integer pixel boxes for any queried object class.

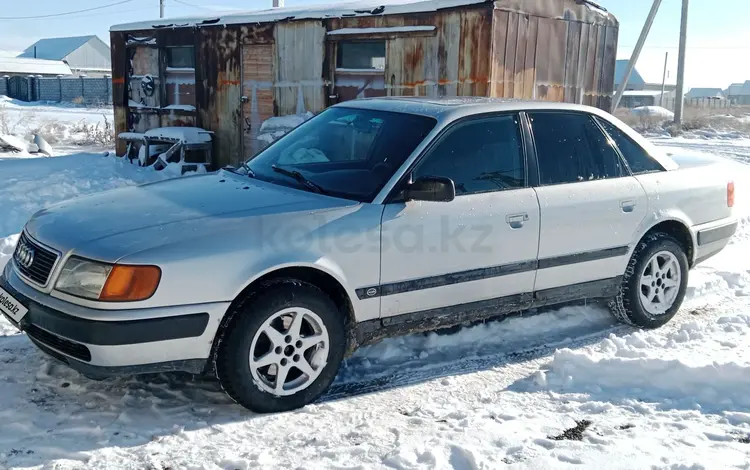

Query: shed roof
[111,0,614,32]
[18,36,100,61]
[0,57,72,76]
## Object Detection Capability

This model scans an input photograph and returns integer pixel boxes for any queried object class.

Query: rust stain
[112,77,125,85]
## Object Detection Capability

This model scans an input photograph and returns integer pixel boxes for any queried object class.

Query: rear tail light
[727,181,735,208]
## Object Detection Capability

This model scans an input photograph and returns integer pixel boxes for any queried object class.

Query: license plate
[0,286,28,324]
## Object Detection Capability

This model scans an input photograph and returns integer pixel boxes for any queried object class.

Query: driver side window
[412,114,525,195]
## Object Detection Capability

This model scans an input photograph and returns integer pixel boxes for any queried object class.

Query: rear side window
[596,117,665,174]
[413,115,525,195]
[528,112,624,185]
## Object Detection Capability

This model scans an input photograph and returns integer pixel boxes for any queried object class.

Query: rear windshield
[246,107,436,202]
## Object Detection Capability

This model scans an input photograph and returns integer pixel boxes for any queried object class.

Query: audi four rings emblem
[15,242,35,269]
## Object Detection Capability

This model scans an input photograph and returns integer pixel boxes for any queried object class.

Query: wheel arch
[205,264,358,376]
[638,219,695,267]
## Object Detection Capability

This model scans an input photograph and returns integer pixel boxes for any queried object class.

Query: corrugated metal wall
[489,2,618,110]
[274,22,326,115]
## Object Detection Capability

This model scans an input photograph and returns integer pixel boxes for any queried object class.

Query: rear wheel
[609,233,689,329]
[217,281,346,413]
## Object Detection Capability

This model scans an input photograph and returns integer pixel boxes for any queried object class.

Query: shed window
[336,41,385,71]
[166,46,195,69]
[165,46,196,108]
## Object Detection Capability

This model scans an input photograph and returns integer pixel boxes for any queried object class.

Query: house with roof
[725,81,750,105]
[614,59,676,92]
[18,35,111,76]
[686,88,724,100]
[613,60,676,108]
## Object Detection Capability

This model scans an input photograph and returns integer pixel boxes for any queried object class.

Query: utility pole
[674,0,689,124]
[160,0,165,18]
[612,0,663,111]
[660,51,668,108]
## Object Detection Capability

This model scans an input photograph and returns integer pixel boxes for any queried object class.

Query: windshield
[245,107,437,202]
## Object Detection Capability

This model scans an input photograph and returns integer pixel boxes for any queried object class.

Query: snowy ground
[1,124,750,468]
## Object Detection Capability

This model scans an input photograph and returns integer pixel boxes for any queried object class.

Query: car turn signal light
[100,265,161,302]
[728,181,735,208]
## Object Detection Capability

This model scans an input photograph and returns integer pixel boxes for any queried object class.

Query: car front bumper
[0,263,230,378]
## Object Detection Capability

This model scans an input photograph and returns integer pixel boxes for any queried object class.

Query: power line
[0,0,135,20]
[172,0,214,10]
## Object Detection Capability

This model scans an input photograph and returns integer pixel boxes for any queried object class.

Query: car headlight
[55,257,161,302]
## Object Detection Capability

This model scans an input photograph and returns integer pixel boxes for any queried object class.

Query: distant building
[18,35,111,76]
[0,56,72,77]
[614,59,676,93]
[619,89,675,109]
[725,81,750,105]
[685,88,724,100]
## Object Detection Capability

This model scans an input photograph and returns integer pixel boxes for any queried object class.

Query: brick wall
[5,76,112,105]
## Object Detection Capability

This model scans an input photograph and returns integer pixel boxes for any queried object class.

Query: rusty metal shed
[110,0,618,168]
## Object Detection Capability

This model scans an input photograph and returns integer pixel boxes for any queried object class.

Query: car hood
[25,170,354,257]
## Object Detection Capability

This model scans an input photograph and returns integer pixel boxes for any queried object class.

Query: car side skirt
[355,246,629,300]
[354,276,622,347]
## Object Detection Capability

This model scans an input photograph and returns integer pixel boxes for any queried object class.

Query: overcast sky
[1,0,747,89]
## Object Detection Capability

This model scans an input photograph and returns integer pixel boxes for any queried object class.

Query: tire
[609,232,689,329]
[216,280,346,413]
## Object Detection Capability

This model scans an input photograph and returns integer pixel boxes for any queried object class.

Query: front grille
[26,324,92,362]
[14,232,59,286]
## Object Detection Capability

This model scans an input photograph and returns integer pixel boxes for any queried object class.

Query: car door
[526,111,649,299]
[376,113,540,319]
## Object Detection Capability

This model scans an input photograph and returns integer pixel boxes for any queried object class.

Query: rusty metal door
[241,43,275,159]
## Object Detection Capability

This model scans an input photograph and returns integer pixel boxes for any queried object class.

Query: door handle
[506,213,529,228]
[620,199,636,213]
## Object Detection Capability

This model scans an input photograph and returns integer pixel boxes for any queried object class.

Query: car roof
[332,96,610,120]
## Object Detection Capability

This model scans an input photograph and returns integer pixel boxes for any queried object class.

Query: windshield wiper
[271,165,327,194]
[223,163,255,178]
[239,162,256,178]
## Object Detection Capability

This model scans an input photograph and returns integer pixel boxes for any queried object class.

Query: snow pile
[527,315,750,412]
[0,233,19,273]
[631,106,675,120]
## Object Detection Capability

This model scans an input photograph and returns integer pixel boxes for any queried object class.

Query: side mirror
[405,176,456,202]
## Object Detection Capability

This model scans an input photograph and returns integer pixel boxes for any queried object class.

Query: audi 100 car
[0,98,737,412]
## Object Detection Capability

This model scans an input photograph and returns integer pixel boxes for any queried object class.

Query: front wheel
[609,233,689,329]
[217,281,346,413]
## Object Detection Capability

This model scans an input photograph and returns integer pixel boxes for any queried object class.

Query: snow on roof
[111,0,493,31]
[18,36,97,61]
[0,57,72,76]
[0,50,21,58]
[144,127,213,143]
